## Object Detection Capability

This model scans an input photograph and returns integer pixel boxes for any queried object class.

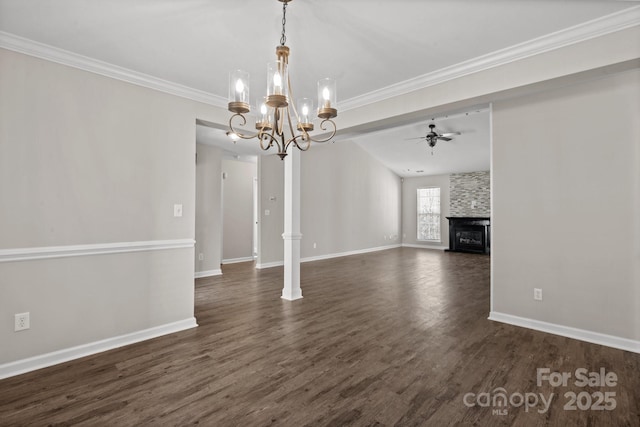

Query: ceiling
[352,107,491,177]
[1,0,636,176]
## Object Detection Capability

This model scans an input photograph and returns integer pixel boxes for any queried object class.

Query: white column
[281,148,303,300]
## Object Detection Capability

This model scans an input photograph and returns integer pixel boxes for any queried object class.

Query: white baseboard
[256,244,402,269]
[0,317,198,380]
[221,257,255,265]
[301,244,401,263]
[194,269,222,278]
[489,311,640,354]
[255,261,284,270]
[402,243,449,251]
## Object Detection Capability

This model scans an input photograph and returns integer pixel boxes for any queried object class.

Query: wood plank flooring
[1,248,638,426]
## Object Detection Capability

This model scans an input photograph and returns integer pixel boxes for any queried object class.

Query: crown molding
[1,6,638,112]
[340,6,640,111]
[0,31,227,108]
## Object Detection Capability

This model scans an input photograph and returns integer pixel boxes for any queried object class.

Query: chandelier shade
[226,0,338,160]
[256,98,273,131]
[317,78,337,119]
[228,69,250,114]
[297,98,314,132]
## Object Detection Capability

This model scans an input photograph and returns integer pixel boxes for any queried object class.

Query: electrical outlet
[534,288,543,301]
[313,243,317,249]
[198,253,204,261]
[15,312,30,331]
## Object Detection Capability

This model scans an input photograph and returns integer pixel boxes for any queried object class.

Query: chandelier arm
[257,131,282,153]
[257,129,270,150]
[291,128,311,153]
[283,73,312,152]
[275,131,289,158]
[287,134,312,152]
[285,106,297,140]
[287,100,309,145]
[286,74,300,127]
[305,119,337,143]
[274,107,286,138]
[229,114,260,140]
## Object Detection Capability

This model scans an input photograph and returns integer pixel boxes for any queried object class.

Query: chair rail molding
[0,239,195,263]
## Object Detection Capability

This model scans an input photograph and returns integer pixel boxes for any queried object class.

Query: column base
[281,291,303,301]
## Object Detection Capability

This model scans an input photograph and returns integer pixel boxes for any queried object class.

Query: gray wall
[257,140,402,266]
[301,141,402,258]
[492,68,640,341]
[195,144,223,276]
[450,171,490,216]
[402,174,450,249]
[257,154,285,266]
[0,47,222,366]
[222,159,256,262]
[2,22,636,373]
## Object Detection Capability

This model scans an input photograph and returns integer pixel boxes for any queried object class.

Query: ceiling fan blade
[437,136,452,141]
[404,137,426,140]
[441,132,461,137]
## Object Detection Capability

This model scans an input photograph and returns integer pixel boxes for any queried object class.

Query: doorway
[221,156,258,264]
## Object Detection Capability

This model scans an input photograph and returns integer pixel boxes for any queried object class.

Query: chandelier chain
[280,2,287,46]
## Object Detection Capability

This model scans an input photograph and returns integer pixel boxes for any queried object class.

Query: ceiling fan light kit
[407,123,461,155]
[227,0,338,160]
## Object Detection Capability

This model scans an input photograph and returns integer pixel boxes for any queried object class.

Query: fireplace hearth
[446,217,490,254]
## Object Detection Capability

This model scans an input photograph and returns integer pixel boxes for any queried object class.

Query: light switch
[174,204,183,217]
[265,209,270,216]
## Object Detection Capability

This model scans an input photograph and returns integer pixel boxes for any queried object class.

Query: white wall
[402,174,450,249]
[492,69,640,343]
[195,144,223,276]
[0,47,224,372]
[257,140,402,266]
[222,159,256,262]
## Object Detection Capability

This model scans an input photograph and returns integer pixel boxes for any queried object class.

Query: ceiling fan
[406,123,461,154]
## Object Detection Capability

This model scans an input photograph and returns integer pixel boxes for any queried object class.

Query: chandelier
[227,0,338,160]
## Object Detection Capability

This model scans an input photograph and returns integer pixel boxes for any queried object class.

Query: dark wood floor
[1,248,638,426]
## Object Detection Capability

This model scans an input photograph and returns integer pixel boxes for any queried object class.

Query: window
[417,187,441,241]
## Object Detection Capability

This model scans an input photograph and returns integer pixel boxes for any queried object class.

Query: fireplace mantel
[446,217,491,254]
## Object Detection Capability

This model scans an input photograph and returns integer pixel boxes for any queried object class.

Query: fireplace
[446,217,490,254]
